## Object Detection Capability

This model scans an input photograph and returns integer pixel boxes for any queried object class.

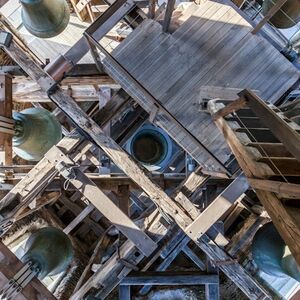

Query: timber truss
[0,0,297,299]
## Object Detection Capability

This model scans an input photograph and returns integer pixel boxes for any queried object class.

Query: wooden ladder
[209,89,300,266]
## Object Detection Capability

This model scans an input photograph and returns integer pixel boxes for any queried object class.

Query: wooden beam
[45,146,157,257]
[252,0,288,34]
[185,175,248,241]
[212,97,247,120]
[248,178,300,198]
[162,0,176,32]
[63,203,95,234]
[121,271,219,285]
[0,73,12,165]
[115,184,130,216]
[119,285,131,300]
[0,85,130,231]
[2,35,194,231]
[240,89,300,163]
[1,173,186,191]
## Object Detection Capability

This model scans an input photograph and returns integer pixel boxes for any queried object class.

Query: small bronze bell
[20,0,70,38]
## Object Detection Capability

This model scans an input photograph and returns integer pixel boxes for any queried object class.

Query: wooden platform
[112,0,300,166]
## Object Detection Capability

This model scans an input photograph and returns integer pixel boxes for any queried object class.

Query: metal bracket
[0,261,39,300]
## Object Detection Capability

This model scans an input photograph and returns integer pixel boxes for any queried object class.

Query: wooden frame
[209,90,300,265]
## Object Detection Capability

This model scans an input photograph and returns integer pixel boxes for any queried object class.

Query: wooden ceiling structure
[0,0,299,299]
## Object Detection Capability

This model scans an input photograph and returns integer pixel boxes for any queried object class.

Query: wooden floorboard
[111,0,300,167]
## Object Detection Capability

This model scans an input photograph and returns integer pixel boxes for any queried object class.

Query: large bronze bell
[13,107,62,161]
[21,227,73,279]
[262,0,300,29]
[20,0,70,38]
[126,125,173,171]
[252,222,300,281]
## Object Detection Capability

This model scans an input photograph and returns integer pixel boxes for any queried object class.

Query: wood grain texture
[112,0,299,168]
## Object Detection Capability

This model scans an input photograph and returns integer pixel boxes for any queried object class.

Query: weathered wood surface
[121,271,219,285]
[45,146,157,257]
[12,76,118,103]
[0,86,130,229]
[208,95,300,266]
[112,0,299,166]
[0,73,12,165]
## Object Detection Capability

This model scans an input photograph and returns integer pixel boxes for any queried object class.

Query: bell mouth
[131,129,168,166]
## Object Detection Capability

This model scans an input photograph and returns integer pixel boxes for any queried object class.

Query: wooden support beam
[0,73,12,165]
[1,37,269,300]
[248,178,300,198]
[185,175,248,241]
[115,184,130,216]
[63,203,95,234]
[45,146,157,257]
[212,97,247,120]
[1,173,186,191]
[119,285,131,300]
[162,0,176,32]
[121,271,219,285]
[0,85,130,232]
[252,0,288,34]
[2,35,195,231]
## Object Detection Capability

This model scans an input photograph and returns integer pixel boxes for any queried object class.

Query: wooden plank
[212,98,247,120]
[121,271,219,285]
[45,146,157,257]
[63,203,95,234]
[248,178,300,198]
[257,157,300,175]
[252,0,288,34]
[247,142,293,157]
[185,175,248,241]
[240,89,300,162]
[0,73,12,165]
[0,87,130,230]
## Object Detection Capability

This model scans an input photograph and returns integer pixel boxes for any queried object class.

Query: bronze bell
[21,227,73,279]
[13,107,62,161]
[262,0,300,29]
[20,0,70,38]
[252,222,300,281]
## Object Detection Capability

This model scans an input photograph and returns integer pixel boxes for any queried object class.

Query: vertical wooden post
[119,285,131,300]
[149,0,156,19]
[162,0,176,33]
[0,73,13,165]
